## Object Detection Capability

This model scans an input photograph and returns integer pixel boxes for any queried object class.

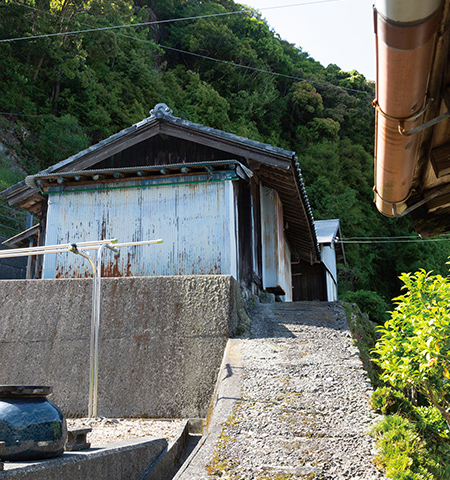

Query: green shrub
[370,415,449,480]
[415,407,449,439]
[341,289,389,324]
[370,265,450,479]
[371,387,416,420]
[372,269,450,429]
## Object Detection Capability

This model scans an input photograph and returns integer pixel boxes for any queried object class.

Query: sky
[242,0,376,81]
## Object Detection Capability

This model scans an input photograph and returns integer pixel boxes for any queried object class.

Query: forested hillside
[1,0,449,320]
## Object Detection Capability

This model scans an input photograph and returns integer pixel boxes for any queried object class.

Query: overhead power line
[155,44,371,94]
[343,234,450,240]
[339,237,450,244]
[0,11,242,43]
[0,0,345,44]
[0,111,43,117]
[0,0,370,94]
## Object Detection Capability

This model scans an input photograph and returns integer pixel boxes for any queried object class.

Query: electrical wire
[343,234,450,240]
[260,0,344,11]
[0,111,43,117]
[339,238,450,244]
[0,0,372,120]
[0,0,372,95]
[0,10,244,42]
[0,0,345,43]
[156,44,372,94]
[0,222,20,233]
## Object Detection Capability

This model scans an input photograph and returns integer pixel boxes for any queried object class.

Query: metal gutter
[24,160,251,191]
[373,0,444,216]
[42,174,239,195]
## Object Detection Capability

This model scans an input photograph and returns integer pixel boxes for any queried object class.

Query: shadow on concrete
[247,301,347,340]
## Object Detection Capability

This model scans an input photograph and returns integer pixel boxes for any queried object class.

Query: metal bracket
[374,95,450,136]
[392,187,450,217]
[399,111,450,136]
[399,85,450,136]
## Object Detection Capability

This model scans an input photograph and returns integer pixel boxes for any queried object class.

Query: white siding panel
[280,238,292,302]
[43,179,237,279]
[260,185,292,300]
[261,186,278,288]
[321,245,338,301]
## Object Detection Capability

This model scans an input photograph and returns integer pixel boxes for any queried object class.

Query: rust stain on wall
[43,179,235,279]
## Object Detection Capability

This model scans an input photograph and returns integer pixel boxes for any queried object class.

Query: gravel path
[204,301,385,479]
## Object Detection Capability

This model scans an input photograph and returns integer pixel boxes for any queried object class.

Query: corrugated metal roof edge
[315,219,341,244]
[24,160,252,190]
[1,180,27,198]
[314,219,346,265]
[163,114,295,158]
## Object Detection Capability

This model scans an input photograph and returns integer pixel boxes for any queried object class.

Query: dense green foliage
[373,269,450,428]
[1,0,449,311]
[342,301,450,479]
[368,265,450,479]
[371,411,450,480]
[344,302,450,479]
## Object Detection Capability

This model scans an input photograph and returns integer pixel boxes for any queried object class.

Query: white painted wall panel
[280,237,292,302]
[43,177,237,279]
[260,185,292,300]
[321,245,338,301]
[261,186,278,289]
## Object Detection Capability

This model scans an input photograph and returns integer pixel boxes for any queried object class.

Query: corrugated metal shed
[3,104,319,263]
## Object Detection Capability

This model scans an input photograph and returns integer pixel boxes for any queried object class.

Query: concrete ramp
[175,301,385,479]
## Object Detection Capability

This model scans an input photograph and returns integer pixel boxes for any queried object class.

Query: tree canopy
[1,0,449,319]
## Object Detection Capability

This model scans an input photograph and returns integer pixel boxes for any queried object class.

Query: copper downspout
[373,1,443,216]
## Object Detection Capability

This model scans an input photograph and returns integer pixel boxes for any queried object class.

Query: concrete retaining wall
[0,438,167,480]
[0,275,242,418]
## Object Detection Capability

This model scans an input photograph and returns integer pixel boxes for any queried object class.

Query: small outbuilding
[3,103,329,300]
[292,219,345,302]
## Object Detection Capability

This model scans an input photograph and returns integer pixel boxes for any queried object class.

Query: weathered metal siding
[260,185,292,299]
[321,245,338,301]
[43,176,238,279]
[281,237,292,302]
[261,186,278,288]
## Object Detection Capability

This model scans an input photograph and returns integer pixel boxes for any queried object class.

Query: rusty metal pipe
[373,0,443,216]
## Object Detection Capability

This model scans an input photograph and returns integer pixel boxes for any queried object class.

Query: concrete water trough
[0,418,203,480]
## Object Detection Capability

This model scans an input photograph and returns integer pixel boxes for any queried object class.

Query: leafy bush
[371,387,416,420]
[372,269,450,428]
[370,266,450,479]
[341,289,389,324]
[370,414,450,480]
